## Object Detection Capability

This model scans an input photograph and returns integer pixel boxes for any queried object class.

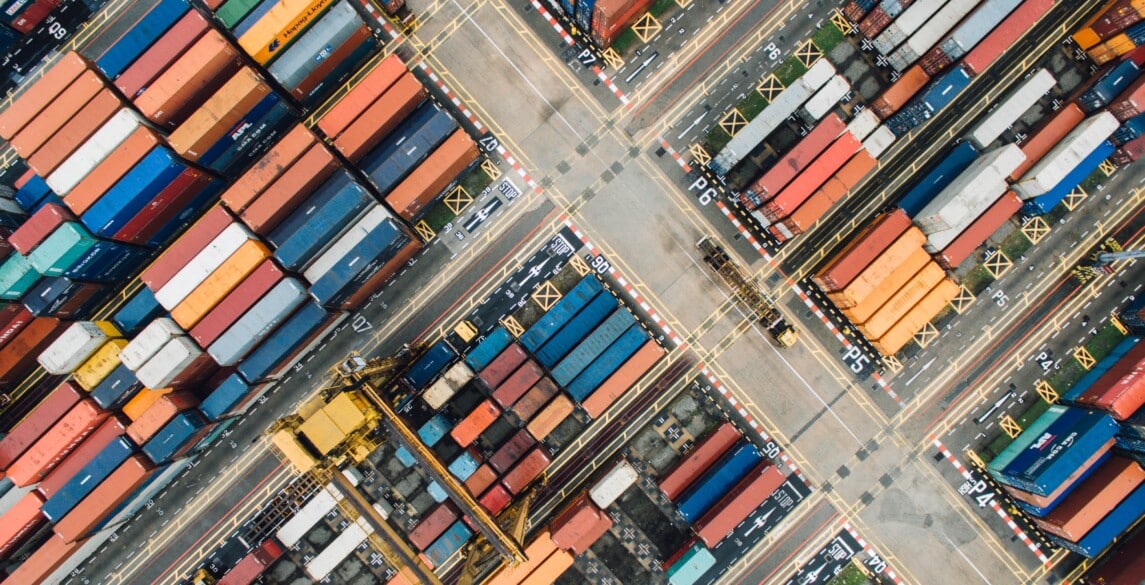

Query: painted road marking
[840,520,903,585]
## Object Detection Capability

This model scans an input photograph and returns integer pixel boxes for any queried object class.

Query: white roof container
[1013,112,1118,199]
[891,0,983,71]
[120,318,184,371]
[47,109,143,196]
[302,206,392,284]
[846,109,881,141]
[135,336,204,388]
[277,483,343,548]
[940,0,1023,60]
[862,126,897,158]
[305,517,373,581]
[424,361,475,410]
[208,278,307,366]
[37,321,120,374]
[968,68,1056,150]
[874,0,952,54]
[802,75,851,121]
[589,460,639,509]
[915,144,1025,233]
[155,223,256,310]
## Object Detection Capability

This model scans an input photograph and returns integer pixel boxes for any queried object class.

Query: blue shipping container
[395,445,416,467]
[95,0,189,78]
[465,326,512,372]
[310,218,411,306]
[1048,481,1145,557]
[552,309,635,387]
[1080,60,1141,112]
[404,340,457,389]
[520,275,604,351]
[362,103,457,194]
[1120,296,1145,335]
[1022,141,1115,216]
[1014,451,1112,518]
[1113,113,1145,144]
[667,544,717,585]
[232,0,277,36]
[448,452,478,481]
[418,414,451,447]
[238,301,331,383]
[143,411,208,464]
[887,65,972,136]
[574,0,594,32]
[269,172,352,248]
[423,521,472,567]
[987,407,1068,479]
[1001,410,1120,496]
[534,291,615,367]
[999,407,1088,478]
[1062,337,1141,404]
[63,240,152,283]
[81,148,187,237]
[42,436,135,522]
[558,0,574,16]
[898,141,979,216]
[23,276,99,316]
[427,480,447,502]
[90,363,142,411]
[144,179,226,248]
[677,442,762,523]
[199,373,253,421]
[111,288,164,336]
[14,174,51,212]
[196,93,282,167]
[567,324,648,402]
[272,182,374,271]
[207,101,296,178]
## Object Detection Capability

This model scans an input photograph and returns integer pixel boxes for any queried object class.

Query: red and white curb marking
[657,136,692,174]
[711,200,901,405]
[524,0,632,110]
[932,438,1051,566]
[700,367,807,484]
[563,216,684,350]
[841,521,903,585]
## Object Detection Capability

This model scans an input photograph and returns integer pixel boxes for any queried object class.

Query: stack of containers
[737,113,845,210]
[750,130,864,228]
[917,0,1026,76]
[549,494,612,554]
[1073,0,1145,63]
[884,0,985,73]
[914,144,1025,251]
[1012,113,1119,215]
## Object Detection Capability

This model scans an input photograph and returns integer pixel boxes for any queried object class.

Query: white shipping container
[269,1,362,89]
[155,223,255,310]
[589,460,639,509]
[306,517,373,582]
[915,144,1025,232]
[302,206,392,284]
[863,126,896,158]
[119,318,184,371]
[940,0,1022,60]
[802,75,851,121]
[1013,112,1119,199]
[424,361,475,410]
[882,0,906,18]
[968,69,1055,149]
[37,321,118,374]
[208,278,308,366]
[136,336,205,388]
[46,110,143,196]
[277,483,343,548]
[846,109,881,141]
[874,0,951,54]
[711,60,836,175]
[892,0,982,71]
[750,209,772,228]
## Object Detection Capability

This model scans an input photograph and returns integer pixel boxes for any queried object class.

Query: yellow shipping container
[171,240,270,329]
[323,392,368,436]
[73,338,129,390]
[272,430,316,474]
[488,532,558,585]
[840,247,930,325]
[91,320,122,338]
[827,227,926,309]
[299,409,344,455]
[859,262,945,340]
[1072,27,1101,50]
[123,387,173,421]
[1110,33,1137,56]
[238,0,335,64]
[871,279,959,356]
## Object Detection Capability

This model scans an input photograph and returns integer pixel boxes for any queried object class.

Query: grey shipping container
[268,1,364,90]
[208,278,308,366]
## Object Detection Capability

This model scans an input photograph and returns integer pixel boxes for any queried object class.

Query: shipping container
[479,483,512,515]
[133,30,243,129]
[477,343,528,389]
[666,543,716,585]
[6,398,106,486]
[10,204,76,256]
[1082,525,1145,583]
[237,0,336,65]
[119,318,182,371]
[1120,298,1145,334]
[1007,443,1112,516]
[1035,456,1144,541]
[190,260,283,348]
[589,459,638,509]
[755,133,862,224]
[153,222,257,309]
[870,278,959,355]
[873,65,930,119]
[240,145,340,235]
[10,70,103,158]
[582,340,663,418]
[1011,103,1085,180]
[335,72,427,163]
[126,392,196,445]
[36,320,118,375]
[41,436,133,522]
[0,490,45,558]
[855,263,945,337]
[1077,342,1145,419]
[317,54,407,138]
[218,538,284,585]
[552,309,635,387]
[451,400,501,448]
[269,177,374,271]
[492,360,544,408]
[525,394,572,441]
[421,520,471,568]
[534,292,614,367]
[567,325,648,402]
[113,10,210,99]
[773,149,878,240]
[695,462,784,547]
[168,68,273,162]
[73,338,127,390]
[267,1,361,90]
[28,89,124,177]
[90,364,142,412]
[520,275,604,351]
[305,212,413,307]
[1081,60,1142,112]
[930,0,1023,68]
[1021,141,1116,216]
[659,422,741,501]
[93,0,189,78]
[801,74,850,121]
[136,336,216,389]
[418,414,450,447]
[448,451,479,481]
[490,428,536,473]
[520,549,575,585]
[676,442,762,523]
[221,125,315,213]
[813,210,911,291]
[915,144,1024,233]
[590,0,654,48]
[886,0,984,71]
[465,464,497,497]
[551,494,610,554]
[199,374,263,421]
[424,361,475,411]
[209,278,306,366]
[511,377,558,421]
[0,318,70,385]
[238,301,338,383]
[968,68,1055,149]
[886,65,972,136]
[402,339,457,391]
[0,52,88,139]
[501,446,551,494]
[1014,113,1117,198]
[0,381,81,470]
[935,191,1021,269]
[290,25,378,106]
[142,410,208,464]
[409,502,459,550]
[963,0,1052,75]
[0,253,41,300]
[48,110,143,197]
[64,126,163,216]
[276,484,342,547]
[744,114,845,206]
[384,130,479,221]
[826,227,927,309]
[873,0,957,55]
[306,517,372,580]
[1049,481,1145,557]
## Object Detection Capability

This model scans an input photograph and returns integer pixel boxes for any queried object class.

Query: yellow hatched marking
[984,250,1012,278]
[531,281,562,311]
[443,185,474,215]
[1000,415,1021,439]
[1074,346,1095,370]
[1035,379,1058,404]
[414,221,436,242]
[720,108,749,137]
[481,159,502,180]
[1021,217,1050,244]
[500,316,524,338]
[950,286,975,314]
[914,322,939,348]
[631,13,661,43]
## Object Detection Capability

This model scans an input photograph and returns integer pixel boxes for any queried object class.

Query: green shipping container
[217,0,262,29]
[28,224,98,277]
[0,254,42,300]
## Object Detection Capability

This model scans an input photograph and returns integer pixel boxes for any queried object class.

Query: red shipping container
[591,0,654,48]
[334,237,423,311]
[1080,343,1145,419]
[465,464,496,497]
[239,145,339,234]
[27,90,123,177]
[36,415,128,498]
[133,30,243,129]
[53,454,156,543]
[6,398,108,486]
[963,0,1053,76]
[1110,75,1145,120]
[115,11,211,99]
[334,72,427,163]
[1083,524,1145,584]
[511,377,558,421]
[14,168,35,189]
[478,344,528,390]
[694,463,785,547]
[0,491,46,559]
[8,204,77,255]
[408,502,459,551]
[0,305,34,350]
[490,429,535,474]
[0,52,88,139]
[140,205,234,291]
[758,133,862,223]
[1114,133,1145,164]
[113,169,217,245]
[858,6,891,39]
[125,392,198,445]
[550,494,610,554]
[812,209,911,291]
[1012,104,1085,180]
[385,129,478,221]
[872,65,929,119]
[658,422,740,501]
[0,318,70,388]
[218,539,285,585]
[1,533,83,583]
[64,127,163,213]
[10,70,104,158]
[222,125,316,213]
[746,114,845,205]
[935,192,1020,270]
[491,359,543,409]
[317,54,407,139]
[451,399,501,448]
[11,0,60,33]
[190,260,285,347]
[1036,456,1145,541]
[501,446,551,495]
[479,483,511,516]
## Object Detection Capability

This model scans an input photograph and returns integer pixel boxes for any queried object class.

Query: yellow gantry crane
[1074,238,1145,282]
[697,236,798,347]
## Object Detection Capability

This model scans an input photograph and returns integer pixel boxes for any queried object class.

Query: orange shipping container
[10,70,104,158]
[126,391,198,445]
[827,227,926,308]
[28,90,123,176]
[1011,104,1085,180]
[1073,27,1101,50]
[450,399,501,448]
[74,338,129,391]
[240,144,339,234]
[169,68,272,161]
[54,455,156,543]
[1036,456,1145,541]
[0,491,46,559]
[772,150,878,240]
[334,73,427,162]
[385,131,479,221]
[858,262,945,339]
[171,240,271,328]
[0,52,89,139]
[520,549,574,585]
[221,125,316,212]
[871,279,959,356]
[122,387,174,421]
[239,0,335,64]
[6,399,108,486]
[464,464,497,497]
[582,341,664,419]
[813,209,911,291]
[487,531,559,585]
[134,30,242,129]
[64,127,163,214]
[0,318,69,387]
[871,65,929,119]
[1,533,83,584]
[317,54,407,138]
[526,394,572,440]
[839,247,930,324]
